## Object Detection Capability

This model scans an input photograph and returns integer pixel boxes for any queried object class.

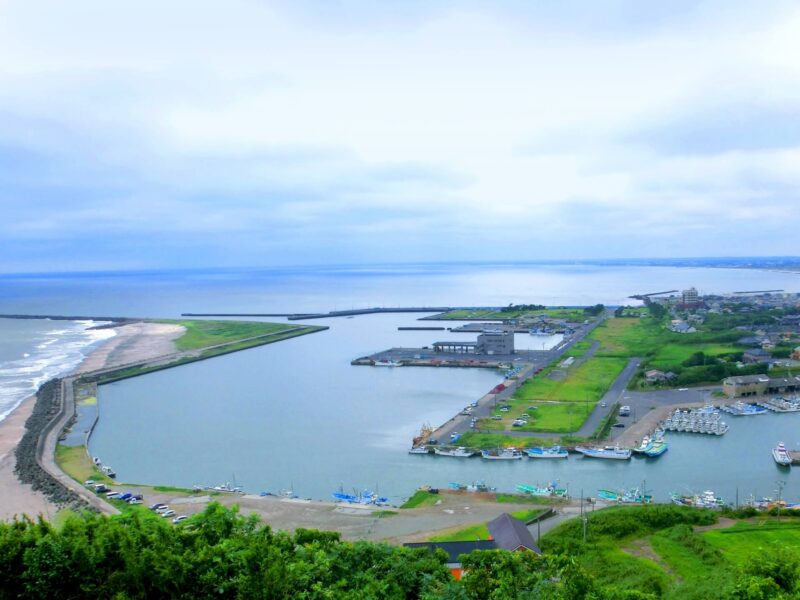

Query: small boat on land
[526,446,569,459]
[466,481,496,492]
[597,487,653,504]
[434,446,476,458]
[517,481,569,498]
[481,447,523,460]
[773,442,792,466]
[332,490,389,505]
[670,490,724,508]
[575,446,632,460]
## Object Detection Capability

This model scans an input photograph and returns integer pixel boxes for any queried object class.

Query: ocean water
[0,319,115,421]
[1,263,799,502]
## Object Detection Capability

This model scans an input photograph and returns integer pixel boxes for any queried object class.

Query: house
[404,513,541,579]
[743,348,772,364]
[670,320,696,334]
[645,369,666,383]
[487,512,541,554]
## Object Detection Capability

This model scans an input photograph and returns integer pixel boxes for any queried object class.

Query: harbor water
[1,263,799,504]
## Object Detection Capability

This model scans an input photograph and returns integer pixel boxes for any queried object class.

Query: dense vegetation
[0,503,625,600]
[542,505,800,599]
[4,503,800,598]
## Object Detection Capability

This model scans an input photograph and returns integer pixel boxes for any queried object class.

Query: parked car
[118,492,133,501]
[172,515,188,524]
[161,510,176,518]
[149,503,166,510]
[84,479,96,486]
[128,499,142,505]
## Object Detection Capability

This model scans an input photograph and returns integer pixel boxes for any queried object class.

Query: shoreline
[0,319,185,520]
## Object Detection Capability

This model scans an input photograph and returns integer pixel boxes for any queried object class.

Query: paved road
[430,312,611,444]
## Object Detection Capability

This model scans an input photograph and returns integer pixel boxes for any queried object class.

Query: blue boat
[526,446,568,459]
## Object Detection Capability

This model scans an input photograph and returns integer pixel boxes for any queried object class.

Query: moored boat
[408,446,429,454]
[526,446,569,459]
[598,487,653,504]
[645,439,668,457]
[434,446,476,458]
[575,446,632,460]
[374,359,402,367]
[481,447,523,460]
[773,441,792,466]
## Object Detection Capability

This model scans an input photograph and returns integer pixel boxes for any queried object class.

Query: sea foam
[0,321,116,423]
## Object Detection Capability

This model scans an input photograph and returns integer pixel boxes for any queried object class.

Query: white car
[161,509,176,518]
[172,515,188,524]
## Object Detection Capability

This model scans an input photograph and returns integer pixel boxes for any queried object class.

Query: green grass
[510,508,546,522]
[456,432,551,449]
[168,320,295,351]
[429,522,491,542]
[400,490,441,509]
[517,401,595,433]
[95,325,325,384]
[55,444,112,484]
[702,520,800,565]
[374,510,398,518]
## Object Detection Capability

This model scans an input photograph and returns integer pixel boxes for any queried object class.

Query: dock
[788,451,800,466]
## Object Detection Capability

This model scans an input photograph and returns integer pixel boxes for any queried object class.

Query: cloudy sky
[1,0,799,273]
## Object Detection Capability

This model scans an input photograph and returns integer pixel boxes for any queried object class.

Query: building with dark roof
[403,513,540,579]
[487,512,541,553]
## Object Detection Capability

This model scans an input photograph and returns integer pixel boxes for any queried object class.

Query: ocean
[1,263,799,502]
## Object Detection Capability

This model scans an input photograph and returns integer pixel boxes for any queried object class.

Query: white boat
[526,446,569,459]
[434,446,476,458]
[408,446,429,454]
[374,359,401,367]
[773,442,792,466]
[575,446,632,460]
[481,447,523,460]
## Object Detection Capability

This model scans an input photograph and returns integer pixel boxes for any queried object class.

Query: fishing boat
[526,446,569,459]
[517,482,569,498]
[434,446,476,458]
[575,446,632,460]
[466,481,496,492]
[632,435,652,454]
[408,446,429,454]
[670,490,724,508]
[597,487,653,504]
[645,438,668,457]
[373,359,402,367]
[481,447,523,460]
[773,442,792,466]
[448,482,467,490]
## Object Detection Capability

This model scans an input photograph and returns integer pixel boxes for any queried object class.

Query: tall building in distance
[680,287,702,309]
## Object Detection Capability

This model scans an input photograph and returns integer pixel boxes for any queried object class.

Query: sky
[1,0,800,273]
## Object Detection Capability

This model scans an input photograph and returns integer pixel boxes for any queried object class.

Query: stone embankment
[14,380,86,510]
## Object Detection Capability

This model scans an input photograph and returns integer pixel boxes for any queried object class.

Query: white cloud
[0,0,799,271]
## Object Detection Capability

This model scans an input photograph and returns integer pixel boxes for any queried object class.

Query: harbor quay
[352,311,608,447]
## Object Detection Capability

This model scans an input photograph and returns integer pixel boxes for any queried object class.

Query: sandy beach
[75,321,184,373]
[0,321,185,521]
[0,394,56,521]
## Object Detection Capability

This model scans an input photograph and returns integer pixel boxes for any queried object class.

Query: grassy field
[702,520,800,564]
[168,320,296,351]
[541,505,800,598]
[400,490,442,509]
[55,444,112,484]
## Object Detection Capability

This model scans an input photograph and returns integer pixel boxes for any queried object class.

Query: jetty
[182,307,452,320]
